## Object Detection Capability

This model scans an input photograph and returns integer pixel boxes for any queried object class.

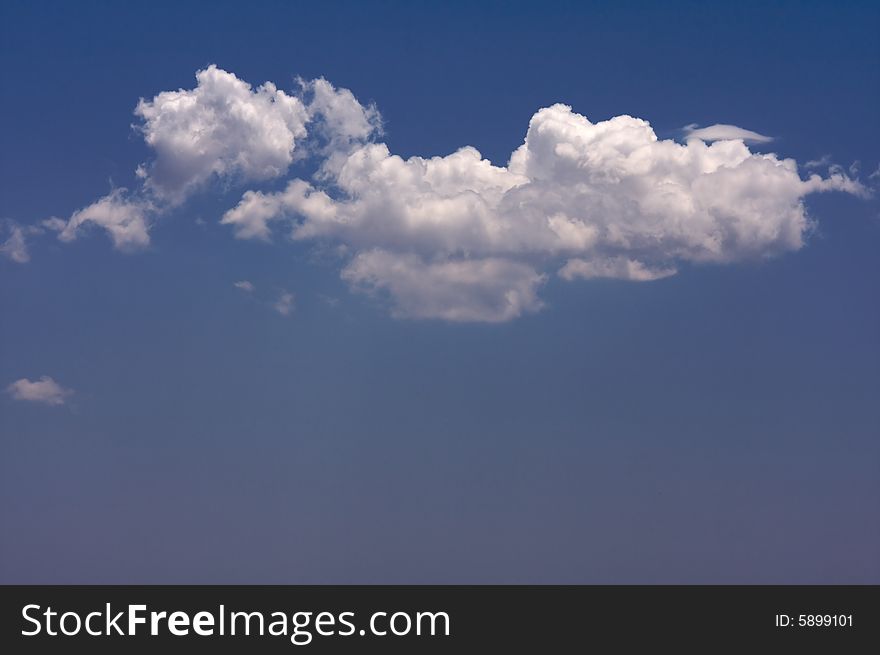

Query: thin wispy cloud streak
[682,123,774,144]
[5,376,73,406]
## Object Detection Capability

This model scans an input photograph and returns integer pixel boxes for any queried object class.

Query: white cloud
[559,257,676,282]
[342,250,545,322]
[1,222,30,263]
[59,189,152,250]
[805,155,832,170]
[135,65,309,204]
[32,67,869,322]
[225,102,863,321]
[683,123,773,144]
[301,77,381,176]
[221,180,317,241]
[6,376,73,406]
[274,290,295,316]
[51,67,380,250]
[234,280,255,292]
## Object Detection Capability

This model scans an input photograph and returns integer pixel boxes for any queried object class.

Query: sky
[1,0,878,583]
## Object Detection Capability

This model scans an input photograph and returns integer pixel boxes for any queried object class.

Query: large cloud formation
[223,103,864,321]
[44,66,868,322]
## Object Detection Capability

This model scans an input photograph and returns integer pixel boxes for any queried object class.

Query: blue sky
[1,0,878,582]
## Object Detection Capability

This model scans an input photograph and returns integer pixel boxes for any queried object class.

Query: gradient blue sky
[1,0,878,582]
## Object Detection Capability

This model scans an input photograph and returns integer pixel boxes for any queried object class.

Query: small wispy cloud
[0,219,61,264]
[274,290,295,316]
[559,257,676,282]
[805,158,874,194]
[234,280,255,293]
[0,222,29,263]
[6,376,73,406]
[52,66,380,249]
[805,154,833,170]
[682,123,773,144]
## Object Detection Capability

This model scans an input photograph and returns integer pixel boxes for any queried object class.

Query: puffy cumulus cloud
[298,144,525,252]
[342,250,545,322]
[31,67,868,321]
[6,376,73,406]
[683,123,773,144]
[504,106,848,263]
[135,65,309,204]
[221,147,523,248]
[46,67,380,253]
[224,102,863,321]
[59,190,152,250]
[301,77,382,175]
[220,180,313,241]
